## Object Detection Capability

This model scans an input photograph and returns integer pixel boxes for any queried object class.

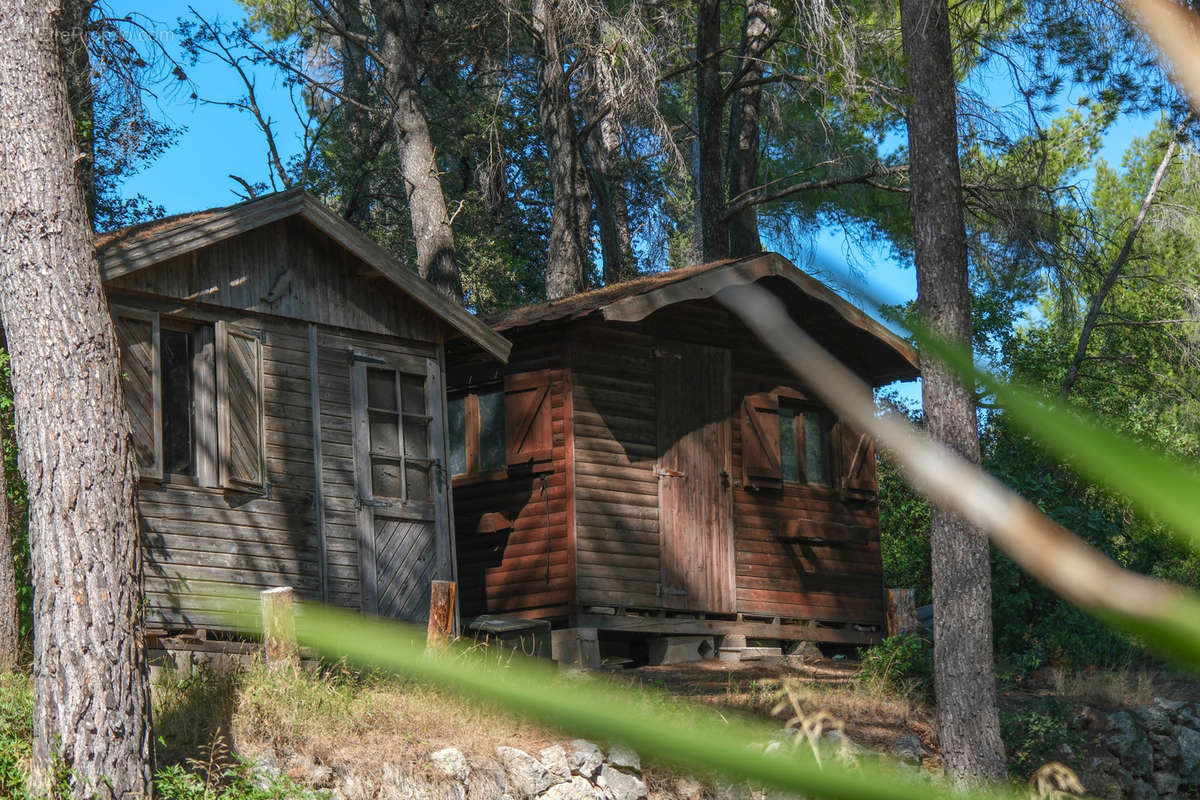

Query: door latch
[357,496,393,510]
[720,469,731,489]
[654,467,685,479]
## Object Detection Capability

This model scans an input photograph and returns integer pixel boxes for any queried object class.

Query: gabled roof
[96,189,511,363]
[487,252,918,382]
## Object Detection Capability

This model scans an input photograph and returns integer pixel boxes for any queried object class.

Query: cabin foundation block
[551,627,601,668]
[647,635,716,665]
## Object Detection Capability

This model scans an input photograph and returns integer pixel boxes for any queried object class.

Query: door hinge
[357,496,392,509]
[655,466,685,479]
[656,583,689,597]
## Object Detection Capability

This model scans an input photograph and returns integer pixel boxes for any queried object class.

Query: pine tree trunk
[376,2,464,302]
[694,0,728,262]
[587,58,636,285]
[337,0,374,227]
[726,0,774,257]
[0,1,153,795]
[0,417,15,671]
[61,0,95,224]
[899,0,1007,782]
[533,0,592,300]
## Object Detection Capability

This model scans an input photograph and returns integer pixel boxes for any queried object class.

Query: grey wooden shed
[96,188,510,632]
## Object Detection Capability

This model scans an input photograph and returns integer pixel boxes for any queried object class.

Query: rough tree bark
[726,0,775,257]
[376,1,464,302]
[694,0,728,262]
[586,56,636,284]
[62,0,95,223]
[533,0,592,299]
[1060,115,1191,400]
[899,0,1007,782]
[0,0,154,795]
[0,416,15,671]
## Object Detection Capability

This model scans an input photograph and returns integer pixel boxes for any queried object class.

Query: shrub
[855,633,934,701]
[0,671,32,799]
[999,698,1074,779]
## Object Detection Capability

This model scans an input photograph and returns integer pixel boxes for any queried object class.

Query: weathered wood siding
[448,333,573,618]
[108,216,450,630]
[569,323,661,609]
[108,217,442,343]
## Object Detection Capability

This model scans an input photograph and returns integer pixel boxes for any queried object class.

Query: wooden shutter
[112,307,162,480]
[504,371,553,467]
[837,421,877,499]
[217,321,266,491]
[741,391,781,488]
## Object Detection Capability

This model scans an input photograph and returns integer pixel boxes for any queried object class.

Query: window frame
[777,398,834,488]
[448,383,508,486]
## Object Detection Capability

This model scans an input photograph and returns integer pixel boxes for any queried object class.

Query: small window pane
[448,396,466,476]
[367,368,397,410]
[479,390,506,472]
[369,410,399,456]
[371,457,402,498]
[400,373,426,415]
[406,462,431,501]
[404,416,429,459]
[779,406,798,483]
[161,329,195,476]
[805,412,830,485]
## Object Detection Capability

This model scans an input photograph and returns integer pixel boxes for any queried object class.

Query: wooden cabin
[446,253,918,646]
[96,189,510,633]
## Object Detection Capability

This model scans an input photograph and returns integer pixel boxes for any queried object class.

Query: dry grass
[152,655,561,779]
[1042,664,1173,708]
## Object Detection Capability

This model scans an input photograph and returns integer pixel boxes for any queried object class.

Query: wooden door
[656,340,734,612]
[351,349,452,622]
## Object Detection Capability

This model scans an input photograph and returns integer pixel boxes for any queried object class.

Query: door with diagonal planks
[350,348,451,622]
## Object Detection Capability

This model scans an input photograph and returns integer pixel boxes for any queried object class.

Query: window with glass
[778,404,832,486]
[448,387,507,478]
[366,368,432,502]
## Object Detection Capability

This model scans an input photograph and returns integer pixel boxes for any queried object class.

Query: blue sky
[110,1,1163,405]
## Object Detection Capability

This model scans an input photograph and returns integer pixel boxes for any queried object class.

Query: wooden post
[427,580,456,649]
[886,588,921,637]
[261,586,299,668]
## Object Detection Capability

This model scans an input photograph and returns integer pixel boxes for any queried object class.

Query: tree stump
[886,588,921,637]
[261,586,299,668]
[427,580,456,649]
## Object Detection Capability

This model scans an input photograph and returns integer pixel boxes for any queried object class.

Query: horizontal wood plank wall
[729,327,885,628]
[107,217,441,342]
[109,287,443,630]
[138,311,321,630]
[317,330,440,612]
[569,322,661,609]
[448,334,572,618]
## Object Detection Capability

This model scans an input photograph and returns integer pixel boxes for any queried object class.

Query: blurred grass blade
[210,593,1018,800]
[1125,0,1200,112]
[913,323,1200,555]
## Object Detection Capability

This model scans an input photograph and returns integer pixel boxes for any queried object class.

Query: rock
[568,740,605,778]
[540,776,600,800]
[1150,732,1179,769]
[497,747,556,798]
[1178,726,1200,784]
[248,751,281,790]
[1152,770,1181,796]
[891,734,923,765]
[608,745,641,772]
[673,776,706,800]
[785,640,823,662]
[540,746,572,781]
[1127,779,1158,800]
[1155,696,1187,715]
[467,759,510,800]
[597,765,648,800]
[1137,705,1173,736]
[432,748,472,783]
[1179,704,1200,730]
[1106,712,1153,778]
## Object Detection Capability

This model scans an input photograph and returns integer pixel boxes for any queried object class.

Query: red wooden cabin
[446,253,918,645]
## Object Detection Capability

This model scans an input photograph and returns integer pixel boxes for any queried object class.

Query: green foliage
[155,756,329,800]
[878,454,932,607]
[0,349,31,647]
[856,634,934,701]
[0,671,32,799]
[998,698,1074,780]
